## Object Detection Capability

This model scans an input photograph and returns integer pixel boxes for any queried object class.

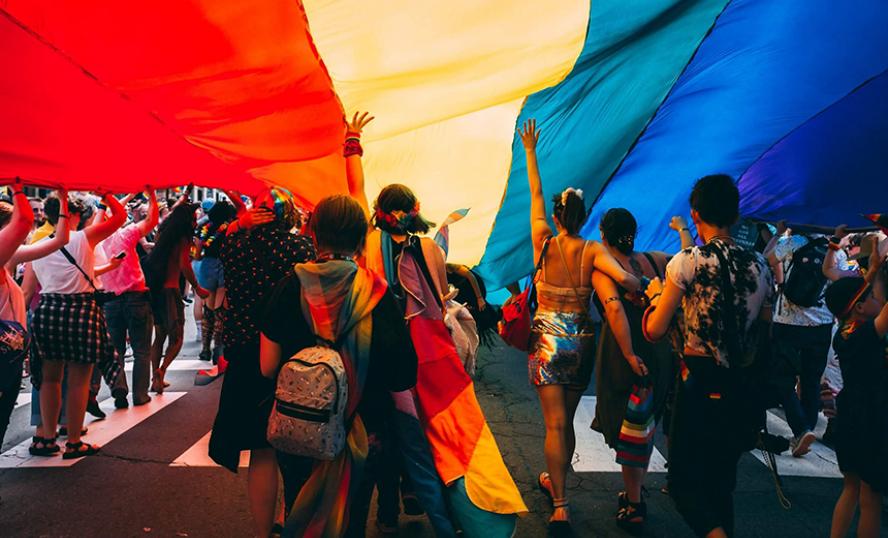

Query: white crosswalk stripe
[0,392,185,468]
[572,396,841,478]
[14,391,31,410]
[124,359,208,372]
[170,432,249,468]
[572,396,668,473]
[753,411,841,478]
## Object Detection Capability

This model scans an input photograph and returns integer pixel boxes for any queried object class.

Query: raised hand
[669,216,689,232]
[519,119,539,151]
[346,111,375,136]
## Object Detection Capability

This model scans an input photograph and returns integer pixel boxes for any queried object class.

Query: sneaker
[86,399,106,419]
[791,431,816,457]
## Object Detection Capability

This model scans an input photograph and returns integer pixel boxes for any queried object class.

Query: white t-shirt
[773,235,841,326]
[0,271,26,326]
[32,230,96,294]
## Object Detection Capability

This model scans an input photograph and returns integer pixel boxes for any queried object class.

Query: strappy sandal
[28,436,60,456]
[62,441,100,460]
[538,472,554,505]
[58,426,88,437]
[547,499,572,537]
[616,500,647,534]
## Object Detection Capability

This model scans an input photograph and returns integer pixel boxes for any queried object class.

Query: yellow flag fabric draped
[302,0,590,267]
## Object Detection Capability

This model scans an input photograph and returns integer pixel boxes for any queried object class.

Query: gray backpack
[267,344,349,460]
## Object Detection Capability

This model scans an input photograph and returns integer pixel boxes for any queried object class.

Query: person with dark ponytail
[145,203,208,392]
[592,207,674,532]
[519,119,640,536]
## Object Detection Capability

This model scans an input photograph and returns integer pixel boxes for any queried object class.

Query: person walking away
[259,195,417,537]
[824,273,888,538]
[1,180,68,444]
[518,119,640,535]
[209,187,315,538]
[145,203,208,393]
[643,174,773,537]
[592,208,674,532]
[29,192,127,458]
[765,228,836,456]
[194,200,237,362]
[97,190,159,407]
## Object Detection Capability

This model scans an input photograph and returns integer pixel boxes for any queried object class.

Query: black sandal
[616,500,647,533]
[547,499,573,537]
[28,436,60,456]
[62,441,100,460]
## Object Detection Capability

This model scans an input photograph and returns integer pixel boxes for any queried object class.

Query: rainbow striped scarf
[284,260,387,538]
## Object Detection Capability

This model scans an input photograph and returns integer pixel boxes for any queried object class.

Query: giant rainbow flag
[2,0,887,288]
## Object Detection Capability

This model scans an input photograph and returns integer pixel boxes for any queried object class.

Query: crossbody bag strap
[59,246,98,292]
[711,245,741,363]
[554,237,590,315]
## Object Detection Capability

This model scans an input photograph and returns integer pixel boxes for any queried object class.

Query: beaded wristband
[344,137,364,158]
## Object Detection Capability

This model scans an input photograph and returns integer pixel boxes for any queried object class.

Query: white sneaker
[791,431,816,457]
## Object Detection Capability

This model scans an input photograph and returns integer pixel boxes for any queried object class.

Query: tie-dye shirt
[666,239,774,367]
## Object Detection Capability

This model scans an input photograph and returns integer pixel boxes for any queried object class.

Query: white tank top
[32,230,95,294]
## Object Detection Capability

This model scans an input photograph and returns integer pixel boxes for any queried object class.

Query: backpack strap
[710,245,742,366]
[642,251,662,279]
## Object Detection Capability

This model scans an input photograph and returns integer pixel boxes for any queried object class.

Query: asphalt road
[1,312,885,537]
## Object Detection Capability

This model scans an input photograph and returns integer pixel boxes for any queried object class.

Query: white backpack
[267,345,349,460]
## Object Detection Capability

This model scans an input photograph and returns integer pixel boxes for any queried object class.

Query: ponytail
[551,188,588,235]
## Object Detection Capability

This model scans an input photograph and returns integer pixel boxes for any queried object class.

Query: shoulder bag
[498,237,552,351]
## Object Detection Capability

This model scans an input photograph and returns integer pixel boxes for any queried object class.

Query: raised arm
[136,190,160,237]
[519,120,553,251]
[0,179,34,267]
[223,190,247,215]
[669,216,695,250]
[345,112,375,221]
[84,192,126,248]
[590,241,640,292]
[9,189,70,266]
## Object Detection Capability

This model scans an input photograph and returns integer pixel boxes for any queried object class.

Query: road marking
[572,396,667,473]
[170,431,249,468]
[752,411,841,478]
[15,392,31,410]
[124,359,207,372]
[0,392,186,469]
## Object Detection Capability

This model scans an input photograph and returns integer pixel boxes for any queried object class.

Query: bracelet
[345,131,361,139]
[58,213,69,219]
[12,190,26,197]
[828,242,842,251]
[344,137,364,158]
[604,296,620,305]
[641,305,661,343]
[680,227,690,232]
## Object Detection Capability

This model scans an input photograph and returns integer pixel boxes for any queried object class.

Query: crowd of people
[0,113,886,538]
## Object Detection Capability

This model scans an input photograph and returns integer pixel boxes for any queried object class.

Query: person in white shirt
[28,192,125,459]
[0,180,70,446]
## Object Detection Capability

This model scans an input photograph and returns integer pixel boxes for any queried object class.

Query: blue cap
[201,199,216,212]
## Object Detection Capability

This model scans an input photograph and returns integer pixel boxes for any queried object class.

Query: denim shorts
[196,257,225,291]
